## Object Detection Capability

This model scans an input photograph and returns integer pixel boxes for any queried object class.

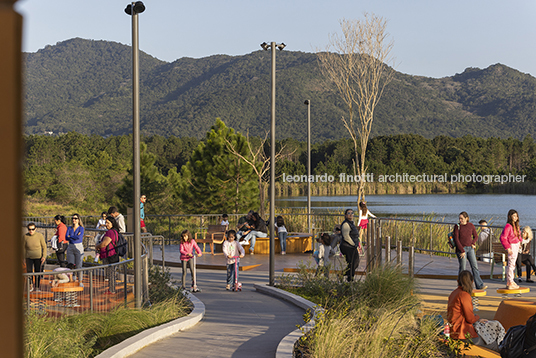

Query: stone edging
[253,284,323,358]
[95,292,205,358]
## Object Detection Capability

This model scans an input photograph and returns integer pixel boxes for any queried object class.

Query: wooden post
[397,240,402,266]
[385,236,391,263]
[0,1,23,356]
[408,246,415,278]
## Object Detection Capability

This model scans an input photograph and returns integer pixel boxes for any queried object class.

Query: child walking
[275,216,288,255]
[223,230,245,290]
[314,233,335,277]
[179,229,203,292]
[358,201,376,242]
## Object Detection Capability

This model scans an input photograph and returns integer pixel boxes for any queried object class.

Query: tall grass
[286,264,448,358]
[24,293,190,358]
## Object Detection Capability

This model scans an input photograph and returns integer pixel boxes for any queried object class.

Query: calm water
[275,194,536,228]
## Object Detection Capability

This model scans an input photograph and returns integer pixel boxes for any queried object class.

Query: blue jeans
[457,246,484,289]
[241,230,267,251]
[227,261,240,285]
[279,232,287,252]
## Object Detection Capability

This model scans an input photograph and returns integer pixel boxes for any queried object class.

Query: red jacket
[55,222,67,243]
[447,287,479,339]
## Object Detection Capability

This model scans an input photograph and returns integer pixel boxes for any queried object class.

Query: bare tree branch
[317,13,395,203]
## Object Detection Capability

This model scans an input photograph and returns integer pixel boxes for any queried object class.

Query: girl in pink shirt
[500,209,522,289]
[179,229,202,292]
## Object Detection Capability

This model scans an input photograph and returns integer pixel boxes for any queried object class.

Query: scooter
[232,256,242,292]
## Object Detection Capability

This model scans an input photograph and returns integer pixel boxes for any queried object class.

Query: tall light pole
[261,41,285,286]
[125,1,145,308]
[304,100,311,234]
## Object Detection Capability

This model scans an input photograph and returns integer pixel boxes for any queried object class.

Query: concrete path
[128,268,305,358]
[127,247,536,358]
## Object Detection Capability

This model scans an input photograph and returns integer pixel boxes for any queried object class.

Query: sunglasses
[72,217,79,220]
[28,228,36,231]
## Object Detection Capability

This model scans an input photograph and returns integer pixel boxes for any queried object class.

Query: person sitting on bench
[516,226,536,283]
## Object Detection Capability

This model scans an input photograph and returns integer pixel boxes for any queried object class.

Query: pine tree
[177,119,259,214]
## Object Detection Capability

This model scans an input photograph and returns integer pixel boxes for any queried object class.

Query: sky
[14,0,536,79]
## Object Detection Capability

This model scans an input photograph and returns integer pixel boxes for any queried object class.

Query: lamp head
[260,42,270,51]
[304,100,310,105]
[125,1,145,15]
[277,43,286,51]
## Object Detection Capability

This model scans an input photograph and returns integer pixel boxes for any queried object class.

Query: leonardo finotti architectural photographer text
[282,173,527,185]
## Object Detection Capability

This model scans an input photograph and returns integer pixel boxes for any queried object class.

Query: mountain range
[23,37,536,142]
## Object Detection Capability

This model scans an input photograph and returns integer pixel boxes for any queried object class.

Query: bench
[195,225,226,255]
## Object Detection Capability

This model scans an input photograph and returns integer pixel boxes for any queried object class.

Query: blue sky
[14,0,536,78]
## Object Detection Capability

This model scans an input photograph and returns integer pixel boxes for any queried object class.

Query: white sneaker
[281,251,286,255]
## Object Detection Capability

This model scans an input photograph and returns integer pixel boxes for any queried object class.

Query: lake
[275,194,536,228]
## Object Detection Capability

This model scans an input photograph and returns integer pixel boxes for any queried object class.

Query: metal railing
[21,230,160,318]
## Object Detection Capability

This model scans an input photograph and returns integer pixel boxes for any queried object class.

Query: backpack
[113,231,128,258]
[447,224,459,249]
[500,312,536,358]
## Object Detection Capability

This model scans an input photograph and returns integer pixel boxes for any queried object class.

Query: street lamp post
[125,1,145,309]
[304,100,311,234]
[261,41,285,286]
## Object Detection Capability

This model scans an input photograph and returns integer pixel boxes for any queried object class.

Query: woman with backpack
[96,215,121,294]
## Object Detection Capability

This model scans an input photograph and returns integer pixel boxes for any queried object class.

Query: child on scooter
[223,230,245,290]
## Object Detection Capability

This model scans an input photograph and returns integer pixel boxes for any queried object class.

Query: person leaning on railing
[95,215,121,294]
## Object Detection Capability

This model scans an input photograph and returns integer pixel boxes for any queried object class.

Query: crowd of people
[23,202,135,294]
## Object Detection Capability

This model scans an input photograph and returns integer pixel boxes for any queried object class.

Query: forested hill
[24,37,536,142]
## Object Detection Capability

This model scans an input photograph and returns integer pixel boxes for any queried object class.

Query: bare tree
[225,131,288,218]
[317,14,394,204]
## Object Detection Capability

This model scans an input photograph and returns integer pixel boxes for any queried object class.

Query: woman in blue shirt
[66,213,85,285]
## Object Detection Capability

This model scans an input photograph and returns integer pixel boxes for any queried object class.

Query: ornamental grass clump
[292,264,448,357]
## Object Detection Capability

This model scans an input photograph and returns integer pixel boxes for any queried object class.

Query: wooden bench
[195,225,226,255]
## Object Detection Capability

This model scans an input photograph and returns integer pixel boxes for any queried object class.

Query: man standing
[108,206,126,233]
[23,223,47,291]
[140,195,147,233]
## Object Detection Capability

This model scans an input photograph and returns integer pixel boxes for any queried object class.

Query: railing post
[366,223,372,272]
[408,246,414,278]
[397,240,402,266]
[89,270,94,312]
[375,220,382,267]
[385,236,391,263]
[124,262,128,306]
[162,235,166,269]
[430,223,433,257]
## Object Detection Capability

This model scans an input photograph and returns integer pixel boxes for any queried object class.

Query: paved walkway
[127,247,536,357]
[129,268,306,358]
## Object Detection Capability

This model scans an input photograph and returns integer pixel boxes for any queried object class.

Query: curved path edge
[253,284,323,358]
[95,293,205,358]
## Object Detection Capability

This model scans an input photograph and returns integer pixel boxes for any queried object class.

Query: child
[315,233,335,277]
[358,201,376,242]
[51,262,75,288]
[179,229,203,292]
[220,214,229,230]
[222,230,245,290]
[275,216,288,255]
